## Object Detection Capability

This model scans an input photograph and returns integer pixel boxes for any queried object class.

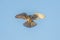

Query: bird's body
[15,13,45,28]
[23,15,37,28]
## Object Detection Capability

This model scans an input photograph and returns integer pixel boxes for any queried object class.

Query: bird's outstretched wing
[15,13,28,20]
[32,13,45,20]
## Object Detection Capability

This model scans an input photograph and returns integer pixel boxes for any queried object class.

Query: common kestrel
[15,12,45,28]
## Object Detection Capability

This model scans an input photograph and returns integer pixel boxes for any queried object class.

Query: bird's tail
[23,21,37,28]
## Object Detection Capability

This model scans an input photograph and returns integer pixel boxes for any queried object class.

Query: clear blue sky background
[0,0,60,40]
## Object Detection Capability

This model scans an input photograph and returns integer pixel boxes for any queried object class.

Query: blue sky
[0,0,60,40]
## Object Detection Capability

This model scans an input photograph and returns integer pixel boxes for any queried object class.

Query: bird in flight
[15,12,45,28]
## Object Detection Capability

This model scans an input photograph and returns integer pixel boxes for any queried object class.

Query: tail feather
[23,21,37,28]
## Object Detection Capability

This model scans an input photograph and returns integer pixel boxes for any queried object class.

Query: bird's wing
[15,13,28,20]
[32,13,45,20]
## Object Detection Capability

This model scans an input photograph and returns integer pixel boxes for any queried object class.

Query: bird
[15,12,45,28]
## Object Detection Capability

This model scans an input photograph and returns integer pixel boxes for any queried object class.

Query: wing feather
[32,13,45,20]
[15,13,28,20]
